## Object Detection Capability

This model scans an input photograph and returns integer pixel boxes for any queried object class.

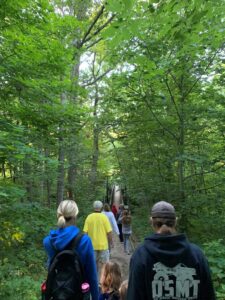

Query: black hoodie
[127,233,215,300]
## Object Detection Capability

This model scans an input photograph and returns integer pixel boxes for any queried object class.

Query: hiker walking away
[111,204,118,218]
[102,203,119,236]
[116,204,124,242]
[83,200,113,275]
[102,203,119,255]
[43,200,98,300]
[127,201,216,300]
[121,208,132,255]
[99,261,122,300]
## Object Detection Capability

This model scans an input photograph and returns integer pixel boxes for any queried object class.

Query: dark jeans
[118,223,123,242]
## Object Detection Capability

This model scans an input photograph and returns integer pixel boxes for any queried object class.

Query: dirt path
[110,235,132,280]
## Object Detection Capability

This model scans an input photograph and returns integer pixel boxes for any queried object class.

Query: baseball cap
[151,201,176,219]
[93,200,103,210]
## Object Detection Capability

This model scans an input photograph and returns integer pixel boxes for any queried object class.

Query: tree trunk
[23,156,32,202]
[67,143,76,199]
[56,89,66,204]
[67,59,80,200]
[44,148,51,206]
[57,132,65,204]
[177,89,187,232]
[66,0,94,199]
[90,124,99,188]
[89,73,100,197]
[1,161,6,178]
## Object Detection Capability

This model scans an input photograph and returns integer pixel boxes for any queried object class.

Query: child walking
[99,261,122,300]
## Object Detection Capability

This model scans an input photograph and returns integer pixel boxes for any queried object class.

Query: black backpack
[44,232,85,300]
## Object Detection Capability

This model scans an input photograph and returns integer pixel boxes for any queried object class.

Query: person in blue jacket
[43,199,99,300]
[127,201,215,300]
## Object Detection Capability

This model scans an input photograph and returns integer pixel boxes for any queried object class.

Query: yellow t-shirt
[83,212,112,250]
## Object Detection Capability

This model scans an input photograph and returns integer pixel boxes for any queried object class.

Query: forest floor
[110,234,132,280]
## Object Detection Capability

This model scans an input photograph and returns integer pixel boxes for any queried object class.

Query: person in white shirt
[102,203,120,236]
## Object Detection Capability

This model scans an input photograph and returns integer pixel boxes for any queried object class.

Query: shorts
[94,249,110,264]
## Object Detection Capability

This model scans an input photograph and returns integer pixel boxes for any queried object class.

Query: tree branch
[79,5,105,47]
[168,71,180,90]
[192,182,224,192]
[164,78,182,122]
[83,14,116,44]
[184,47,222,98]
[184,163,225,181]
[86,37,103,49]
[81,69,112,87]
[143,94,178,141]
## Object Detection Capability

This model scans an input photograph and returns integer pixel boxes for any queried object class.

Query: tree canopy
[0,0,225,298]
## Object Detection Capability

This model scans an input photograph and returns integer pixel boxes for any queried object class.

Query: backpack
[43,232,85,300]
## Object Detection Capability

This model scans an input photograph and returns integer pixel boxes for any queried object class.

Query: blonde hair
[119,280,128,300]
[100,261,122,293]
[57,200,79,228]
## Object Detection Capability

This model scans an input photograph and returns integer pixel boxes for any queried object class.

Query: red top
[111,205,118,217]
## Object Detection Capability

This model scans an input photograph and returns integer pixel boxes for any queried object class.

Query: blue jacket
[43,225,99,300]
[127,233,215,300]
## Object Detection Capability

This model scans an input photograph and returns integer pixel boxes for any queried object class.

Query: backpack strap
[66,231,84,251]
[69,231,86,281]
[50,231,84,252]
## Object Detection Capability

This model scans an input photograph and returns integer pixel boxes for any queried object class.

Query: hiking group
[42,199,215,300]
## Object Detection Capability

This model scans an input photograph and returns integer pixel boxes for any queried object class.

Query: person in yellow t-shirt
[83,200,113,274]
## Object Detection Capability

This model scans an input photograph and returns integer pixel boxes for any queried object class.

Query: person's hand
[110,242,114,248]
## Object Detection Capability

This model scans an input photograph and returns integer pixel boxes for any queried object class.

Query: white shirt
[102,211,120,235]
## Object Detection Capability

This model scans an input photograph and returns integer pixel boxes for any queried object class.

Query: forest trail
[108,185,133,280]
[109,234,132,280]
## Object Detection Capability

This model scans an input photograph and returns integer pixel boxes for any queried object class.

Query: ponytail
[56,200,79,228]
[57,215,66,228]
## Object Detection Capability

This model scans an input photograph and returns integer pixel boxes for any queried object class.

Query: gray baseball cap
[151,201,176,219]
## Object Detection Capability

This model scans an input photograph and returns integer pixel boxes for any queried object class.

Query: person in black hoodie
[127,201,215,300]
